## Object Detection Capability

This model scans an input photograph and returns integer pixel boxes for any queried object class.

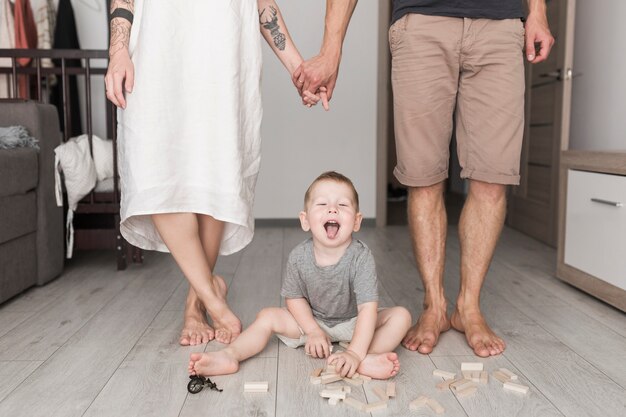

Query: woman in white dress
[105,0,321,345]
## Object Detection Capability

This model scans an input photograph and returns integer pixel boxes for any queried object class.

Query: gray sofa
[0,100,64,304]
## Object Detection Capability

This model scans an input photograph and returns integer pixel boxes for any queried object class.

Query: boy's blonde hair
[304,171,360,211]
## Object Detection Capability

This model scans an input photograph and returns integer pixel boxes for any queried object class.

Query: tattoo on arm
[259,6,286,51]
[109,0,134,56]
[111,0,134,14]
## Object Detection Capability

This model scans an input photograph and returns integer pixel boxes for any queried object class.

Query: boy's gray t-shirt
[281,238,379,327]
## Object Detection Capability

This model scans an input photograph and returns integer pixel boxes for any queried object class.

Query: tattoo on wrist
[259,6,286,51]
[109,22,130,57]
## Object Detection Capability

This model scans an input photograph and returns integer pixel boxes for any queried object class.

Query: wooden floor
[0,226,624,417]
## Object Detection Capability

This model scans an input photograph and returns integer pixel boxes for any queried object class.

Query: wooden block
[386,382,396,398]
[328,397,340,406]
[343,376,364,386]
[339,341,351,349]
[492,370,510,384]
[244,381,268,393]
[480,371,488,384]
[343,396,366,411]
[409,396,429,411]
[433,369,456,380]
[436,379,456,391]
[450,378,473,391]
[470,371,481,383]
[457,385,478,397]
[319,389,347,400]
[462,371,472,379]
[311,368,323,377]
[427,398,445,414]
[358,374,372,382]
[321,374,343,384]
[364,401,388,412]
[310,376,322,385]
[373,386,388,401]
[499,367,519,380]
[325,385,352,393]
[503,381,530,394]
[461,362,484,371]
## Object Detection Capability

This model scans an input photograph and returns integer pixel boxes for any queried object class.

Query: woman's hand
[105,48,134,109]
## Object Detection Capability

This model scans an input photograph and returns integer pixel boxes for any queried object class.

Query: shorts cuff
[461,169,520,185]
[394,167,448,187]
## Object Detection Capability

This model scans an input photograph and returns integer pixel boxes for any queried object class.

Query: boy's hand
[305,329,331,358]
[327,350,361,378]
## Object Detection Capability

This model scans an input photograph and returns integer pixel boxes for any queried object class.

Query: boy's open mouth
[324,220,340,239]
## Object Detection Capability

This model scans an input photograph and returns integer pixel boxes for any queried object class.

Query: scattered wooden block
[427,398,445,414]
[339,341,351,349]
[450,378,473,392]
[244,381,269,393]
[436,378,456,391]
[457,385,478,397]
[310,376,322,385]
[469,371,481,383]
[386,382,396,398]
[364,401,388,412]
[321,374,343,384]
[499,367,518,380]
[461,362,484,371]
[373,386,388,401]
[319,389,347,400]
[462,371,472,379]
[311,368,323,377]
[324,385,351,393]
[343,376,364,386]
[358,374,372,382]
[328,397,340,406]
[492,370,510,384]
[343,396,366,411]
[433,369,456,380]
[480,371,488,384]
[503,381,529,395]
[409,395,429,411]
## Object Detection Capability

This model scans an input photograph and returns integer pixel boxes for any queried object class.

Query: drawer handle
[591,198,623,207]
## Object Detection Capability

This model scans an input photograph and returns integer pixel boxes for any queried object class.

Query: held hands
[305,329,332,358]
[105,48,134,109]
[327,349,362,378]
[292,52,338,111]
[524,12,555,63]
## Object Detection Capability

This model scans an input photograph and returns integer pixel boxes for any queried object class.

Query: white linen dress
[117,0,263,255]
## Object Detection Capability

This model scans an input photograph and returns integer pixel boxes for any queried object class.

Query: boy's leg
[353,307,411,380]
[189,307,302,376]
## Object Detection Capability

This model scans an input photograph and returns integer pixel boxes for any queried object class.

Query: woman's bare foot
[450,306,506,357]
[188,350,239,376]
[356,352,400,380]
[205,275,241,344]
[402,307,451,353]
[179,275,227,346]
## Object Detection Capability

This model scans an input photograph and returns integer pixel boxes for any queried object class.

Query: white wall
[569,0,626,150]
[254,2,379,219]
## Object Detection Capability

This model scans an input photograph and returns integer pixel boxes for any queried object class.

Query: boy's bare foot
[205,275,241,344]
[179,276,227,346]
[402,307,450,353]
[356,352,400,380]
[188,350,239,376]
[450,306,505,357]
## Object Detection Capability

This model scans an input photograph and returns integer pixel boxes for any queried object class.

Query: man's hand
[305,329,332,358]
[105,49,134,109]
[292,53,339,107]
[524,11,554,64]
[327,350,361,378]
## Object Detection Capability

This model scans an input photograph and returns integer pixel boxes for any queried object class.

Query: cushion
[0,192,37,245]
[0,148,38,198]
[54,135,97,211]
[71,134,113,181]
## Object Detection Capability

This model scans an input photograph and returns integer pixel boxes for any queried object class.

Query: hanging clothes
[0,0,16,98]
[13,0,37,98]
[31,0,56,67]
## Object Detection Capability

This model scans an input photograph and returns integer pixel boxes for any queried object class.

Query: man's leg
[402,182,451,353]
[450,180,506,357]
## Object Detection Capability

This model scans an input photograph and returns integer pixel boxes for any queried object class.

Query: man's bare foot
[179,276,228,346]
[205,275,241,344]
[450,306,506,357]
[402,307,451,353]
[356,352,400,380]
[188,350,239,376]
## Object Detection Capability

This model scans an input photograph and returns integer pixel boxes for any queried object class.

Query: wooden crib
[0,48,142,270]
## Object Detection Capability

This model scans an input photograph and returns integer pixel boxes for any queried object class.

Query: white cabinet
[564,170,626,291]
[557,151,626,312]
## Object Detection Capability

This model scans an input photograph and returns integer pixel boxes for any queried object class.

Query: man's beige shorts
[390,14,526,186]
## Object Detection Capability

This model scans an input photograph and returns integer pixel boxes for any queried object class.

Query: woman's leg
[189,307,301,376]
[152,213,240,343]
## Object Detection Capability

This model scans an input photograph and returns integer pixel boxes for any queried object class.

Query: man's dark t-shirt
[392,0,525,24]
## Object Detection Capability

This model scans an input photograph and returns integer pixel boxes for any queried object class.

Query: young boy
[188,172,411,379]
